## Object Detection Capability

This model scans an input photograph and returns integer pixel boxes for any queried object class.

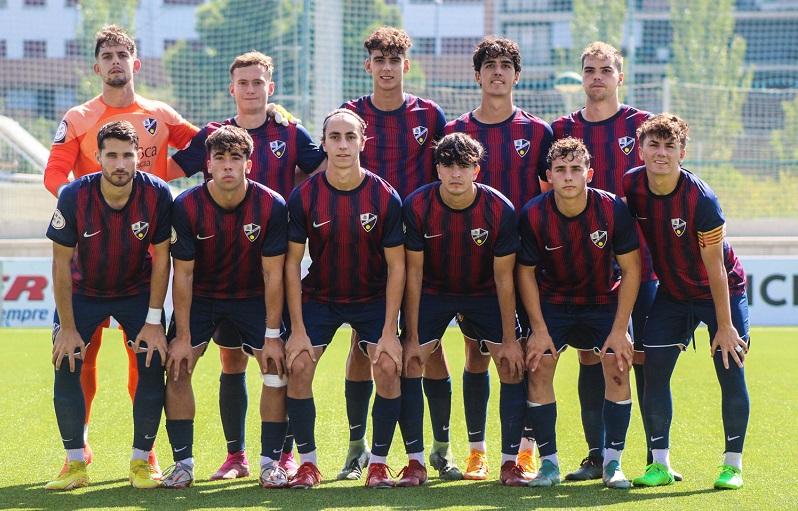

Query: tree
[570,0,626,68]
[667,0,753,161]
[771,96,798,163]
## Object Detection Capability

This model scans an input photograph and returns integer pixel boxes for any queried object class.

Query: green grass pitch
[0,327,796,510]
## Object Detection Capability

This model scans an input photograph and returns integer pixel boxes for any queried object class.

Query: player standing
[161,126,289,489]
[549,42,675,480]
[400,132,527,487]
[284,109,405,489]
[43,25,198,475]
[341,26,458,481]
[518,138,641,489]
[444,36,553,479]
[45,121,172,490]
[170,51,324,481]
[624,115,749,490]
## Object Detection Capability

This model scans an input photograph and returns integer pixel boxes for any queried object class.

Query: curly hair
[434,133,484,167]
[637,113,690,148]
[473,37,521,73]
[94,25,136,58]
[205,125,254,157]
[364,26,412,56]
[546,137,591,169]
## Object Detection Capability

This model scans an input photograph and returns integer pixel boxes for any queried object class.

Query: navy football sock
[642,347,680,450]
[527,402,557,457]
[633,363,653,464]
[132,352,165,451]
[713,351,749,453]
[261,421,289,461]
[399,377,424,454]
[282,421,294,454]
[603,399,632,453]
[522,402,536,443]
[578,362,605,457]
[371,394,401,458]
[463,370,489,443]
[344,379,373,442]
[54,359,85,450]
[286,397,316,454]
[219,372,247,453]
[499,382,526,456]
[423,377,452,443]
[165,419,194,462]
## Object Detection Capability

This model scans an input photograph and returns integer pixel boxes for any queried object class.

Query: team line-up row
[41,25,749,494]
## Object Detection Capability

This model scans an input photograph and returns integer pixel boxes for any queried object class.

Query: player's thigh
[415,294,459,354]
[301,299,346,351]
[218,298,266,356]
[166,296,216,361]
[642,291,700,351]
[344,300,387,357]
[459,295,518,356]
[55,294,117,352]
[112,293,157,352]
[698,292,750,345]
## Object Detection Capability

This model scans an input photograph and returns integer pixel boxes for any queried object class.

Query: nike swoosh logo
[61,438,73,442]
[468,430,482,436]
[544,245,563,251]
[145,434,156,440]
[424,233,443,239]
[174,446,188,452]
[226,440,239,444]
[272,449,282,454]
[297,442,308,447]
[83,230,101,238]
[650,436,663,442]
[374,443,387,447]
[405,439,418,445]
[510,443,520,449]
[636,216,648,220]
[349,424,361,430]
[727,435,740,441]
[538,442,549,448]
[196,234,215,240]
[610,441,624,446]
[442,425,449,431]
[313,220,331,228]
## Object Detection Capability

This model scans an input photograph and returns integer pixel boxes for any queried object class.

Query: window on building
[503,22,550,65]
[65,39,82,57]
[23,40,47,58]
[65,0,78,6]
[163,39,178,51]
[24,0,47,6]
[0,40,7,59]
[163,0,203,5]
[413,37,436,55]
[441,37,481,55]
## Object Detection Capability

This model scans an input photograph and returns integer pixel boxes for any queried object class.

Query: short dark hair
[321,108,367,139]
[97,120,139,151]
[94,24,136,58]
[230,51,274,76]
[205,125,254,157]
[435,133,484,167]
[637,113,690,148]
[473,37,522,73]
[364,26,412,56]
[547,137,591,168]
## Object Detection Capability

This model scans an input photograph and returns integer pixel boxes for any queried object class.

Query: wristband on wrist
[145,308,162,325]
[264,327,281,338]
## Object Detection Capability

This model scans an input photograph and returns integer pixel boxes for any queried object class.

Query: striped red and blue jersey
[171,180,288,300]
[287,170,404,304]
[343,94,446,199]
[551,104,656,282]
[171,117,324,200]
[404,182,518,296]
[46,171,172,297]
[444,108,553,211]
[623,166,746,301]
[518,188,639,305]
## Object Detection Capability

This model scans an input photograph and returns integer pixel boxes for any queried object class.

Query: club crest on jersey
[53,120,68,144]
[244,223,261,242]
[471,228,488,246]
[412,126,428,145]
[143,118,158,136]
[618,136,635,155]
[270,140,286,158]
[360,213,377,232]
[50,209,66,230]
[590,229,608,248]
[131,221,149,240]
[671,218,687,237]
[514,139,530,157]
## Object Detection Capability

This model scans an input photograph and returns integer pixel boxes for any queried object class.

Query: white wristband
[264,328,281,338]
[145,308,162,325]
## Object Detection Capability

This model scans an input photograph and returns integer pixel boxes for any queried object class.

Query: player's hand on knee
[285,331,315,375]
[601,329,633,372]
[497,338,525,381]
[52,326,86,372]
[711,325,747,369]
[134,323,167,368]
[402,334,422,376]
[373,334,402,376]
[262,337,286,377]
[266,103,299,126]
[525,329,556,373]
[166,334,193,381]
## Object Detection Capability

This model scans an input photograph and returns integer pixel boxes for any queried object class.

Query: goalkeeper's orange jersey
[44,94,198,196]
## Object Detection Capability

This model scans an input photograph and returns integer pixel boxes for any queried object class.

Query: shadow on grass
[0,478,719,511]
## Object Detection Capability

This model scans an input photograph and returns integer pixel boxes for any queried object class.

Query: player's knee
[220,348,248,372]
[372,355,398,381]
[289,354,315,383]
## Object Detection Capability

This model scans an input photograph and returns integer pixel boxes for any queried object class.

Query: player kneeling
[518,138,641,489]
[45,121,172,490]
[400,132,528,487]
[161,125,290,489]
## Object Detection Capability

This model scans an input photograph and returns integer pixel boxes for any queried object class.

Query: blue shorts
[632,280,658,351]
[539,301,619,354]
[167,296,266,355]
[414,294,520,355]
[302,299,387,355]
[642,290,750,351]
[213,308,289,348]
[53,292,156,354]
